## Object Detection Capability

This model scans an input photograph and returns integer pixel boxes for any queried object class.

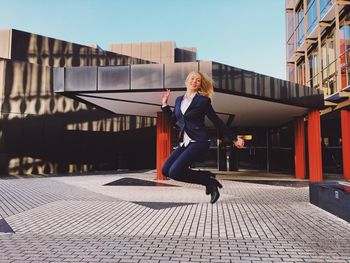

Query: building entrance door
[238,134,268,171]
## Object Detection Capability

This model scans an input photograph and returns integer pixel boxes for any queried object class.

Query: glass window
[287,37,295,60]
[321,43,328,70]
[308,54,313,87]
[339,25,350,89]
[296,5,304,48]
[320,34,338,94]
[286,12,294,41]
[286,11,295,60]
[296,61,306,85]
[288,64,295,83]
[307,52,318,88]
[340,25,350,54]
[314,54,319,86]
[320,0,334,19]
[306,0,317,35]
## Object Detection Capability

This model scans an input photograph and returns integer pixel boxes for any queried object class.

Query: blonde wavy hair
[185,71,214,98]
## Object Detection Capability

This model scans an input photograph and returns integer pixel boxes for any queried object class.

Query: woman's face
[186,73,202,91]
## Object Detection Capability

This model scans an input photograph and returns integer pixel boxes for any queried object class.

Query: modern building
[1,28,326,181]
[0,29,156,176]
[285,0,350,180]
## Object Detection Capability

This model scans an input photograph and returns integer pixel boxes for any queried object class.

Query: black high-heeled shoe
[207,178,223,204]
[204,172,217,195]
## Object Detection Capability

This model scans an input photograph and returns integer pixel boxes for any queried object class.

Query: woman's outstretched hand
[162,89,171,106]
[233,137,245,149]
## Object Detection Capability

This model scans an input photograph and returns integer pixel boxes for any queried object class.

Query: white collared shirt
[180,93,196,147]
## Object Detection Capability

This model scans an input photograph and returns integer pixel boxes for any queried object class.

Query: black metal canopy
[53,61,324,127]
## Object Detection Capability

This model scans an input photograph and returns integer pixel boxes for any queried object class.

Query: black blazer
[162,93,235,142]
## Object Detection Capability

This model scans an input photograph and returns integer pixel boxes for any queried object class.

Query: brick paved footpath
[0,171,350,262]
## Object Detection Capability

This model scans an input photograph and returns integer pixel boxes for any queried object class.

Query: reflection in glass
[11,29,148,67]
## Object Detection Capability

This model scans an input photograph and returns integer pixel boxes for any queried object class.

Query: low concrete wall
[310,182,350,222]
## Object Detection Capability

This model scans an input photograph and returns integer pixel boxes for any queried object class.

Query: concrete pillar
[156,112,172,180]
[307,110,323,182]
[341,110,350,180]
[294,117,306,179]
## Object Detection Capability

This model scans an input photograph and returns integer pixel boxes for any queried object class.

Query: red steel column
[294,117,306,179]
[156,112,172,180]
[307,110,323,182]
[341,110,350,180]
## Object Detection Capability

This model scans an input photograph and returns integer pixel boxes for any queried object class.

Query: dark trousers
[162,141,211,186]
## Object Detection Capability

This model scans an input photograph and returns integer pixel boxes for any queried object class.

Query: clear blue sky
[0,0,286,80]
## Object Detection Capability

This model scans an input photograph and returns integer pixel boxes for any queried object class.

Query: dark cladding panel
[98,66,129,91]
[212,61,324,109]
[287,81,298,98]
[263,76,271,97]
[53,67,64,92]
[255,74,266,97]
[65,66,97,91]
[175,48,197,62]
[243,70,256,94]
[165,62,198,89]
[131,64,163,90]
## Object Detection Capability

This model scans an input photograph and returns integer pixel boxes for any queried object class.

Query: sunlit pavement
[0,171,349,263]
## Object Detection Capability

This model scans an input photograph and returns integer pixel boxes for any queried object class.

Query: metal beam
[319,21,332,27]
[339,91,350,97]
[337,0,350,6]
[324,101,338,106]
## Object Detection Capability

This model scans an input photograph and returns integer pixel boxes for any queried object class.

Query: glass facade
[286,0,350,177]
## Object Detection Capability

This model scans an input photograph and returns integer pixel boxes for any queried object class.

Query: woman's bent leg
[168,142,211,186]
[161,146,185,177]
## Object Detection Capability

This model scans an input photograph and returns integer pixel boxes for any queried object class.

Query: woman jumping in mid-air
[161,71,244,204]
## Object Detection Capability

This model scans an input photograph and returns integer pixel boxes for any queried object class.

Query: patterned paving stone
[0,172,349,262]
